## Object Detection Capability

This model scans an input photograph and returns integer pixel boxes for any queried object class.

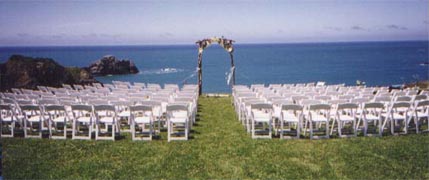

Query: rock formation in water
[0,55,98,91]
[86,55,139,76]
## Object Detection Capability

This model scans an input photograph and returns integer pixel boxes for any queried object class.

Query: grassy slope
[1,97,429,179]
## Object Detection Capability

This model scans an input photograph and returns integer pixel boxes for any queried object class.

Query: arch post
[198,52,203,96]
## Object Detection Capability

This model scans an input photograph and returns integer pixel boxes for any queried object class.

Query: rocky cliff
[0,55,98,91]
[86,55,139,76]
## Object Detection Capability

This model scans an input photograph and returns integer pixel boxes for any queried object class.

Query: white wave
[140,68,184,75]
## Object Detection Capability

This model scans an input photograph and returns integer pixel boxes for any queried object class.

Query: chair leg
[131,121,135,140]
[167,121,171,142]
[338,121,342,137]
[112,124,115,141]
[310,121,313,139]
[325,121,329,138]
[48,120,52,139]
[280,120,284,139]
[185,121,188,140]
[330,119,336,135]
[296,121,300,139]
[251,120,255,139]
[353,120,357,136]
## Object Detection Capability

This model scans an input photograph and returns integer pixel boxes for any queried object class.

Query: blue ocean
[0,41,428,93]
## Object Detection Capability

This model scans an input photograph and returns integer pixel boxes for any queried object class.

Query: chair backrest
[391,102,411,109]
[44,105,66,111]
[281,104,303,111]
[20,105,41,111]
[251,103,273,110]
[309,104,331,111]
[416,100,429,108]
[130,105,153,112]
[395,96,411,102]
[93,105,116,111]
[0,104,12,111]
[2,98,16,105]
[364,102,384,109]
[38,99,59,105]
[413,95,427,101]
[271,99,294,106]
[337,103,359,110]
[17,100,33,105]
[71,105,93,112]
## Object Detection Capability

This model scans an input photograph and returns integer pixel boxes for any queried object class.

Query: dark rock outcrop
[0,55,98,91]
[86,55,139,76]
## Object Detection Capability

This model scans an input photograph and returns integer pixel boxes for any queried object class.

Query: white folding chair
[251,103,273,139]
[306,104,331,139]
[44,105,69,139]
[94,105,118,140]
[130,105,154,141]
[332,103,358,137]
[166,104,189,142]
[382,102,411,135]
[21,105,47,138]
[413,100,429,133]
[280,104,303,139]
[0,104,17,137]
[71,105,93,140]
[360,102,384,136]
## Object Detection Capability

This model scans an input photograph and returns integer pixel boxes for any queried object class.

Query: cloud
[351,25,365,31]
[325,26,342,31]
[276,29,284,33]
[386,24,408,30]
[159,32,174,38]
[50,33,67,39]
[81,33,98,38]
[100,34,121,38]
[16,33,29,37]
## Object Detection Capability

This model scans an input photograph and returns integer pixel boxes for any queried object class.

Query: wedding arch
[196,37,235,95]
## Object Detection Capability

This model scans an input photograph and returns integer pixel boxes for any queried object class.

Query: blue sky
[0,0,427,46]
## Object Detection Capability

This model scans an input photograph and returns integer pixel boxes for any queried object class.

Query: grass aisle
[1,97,429,179]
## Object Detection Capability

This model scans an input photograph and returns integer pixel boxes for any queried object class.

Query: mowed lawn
[1,97,429,179]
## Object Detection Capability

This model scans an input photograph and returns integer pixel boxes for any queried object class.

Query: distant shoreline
[0,40,427,48]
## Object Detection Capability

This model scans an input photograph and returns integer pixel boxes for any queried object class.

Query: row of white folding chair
[232,95,424,139]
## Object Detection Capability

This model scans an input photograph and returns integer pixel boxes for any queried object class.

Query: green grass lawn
[1,97,429,179]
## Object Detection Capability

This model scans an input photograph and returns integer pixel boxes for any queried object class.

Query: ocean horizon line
[0,39,427,48]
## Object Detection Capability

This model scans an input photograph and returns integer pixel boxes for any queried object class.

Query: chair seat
[28,115,49,122]
[53,116,68,123]
[135,116,151,123]
[170,117,187,123]
[99,117,115,123]
[77,117,92,123]
[1,116,14,122]
[310,114,328,122]
[415,111,428,118]
[172,111,188,118]
[338,115,354,121]
[391,113,406,120]
[118,111,130,117]
[365,114,380,121]
[253,112,271,122]
[283,113,299,122]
